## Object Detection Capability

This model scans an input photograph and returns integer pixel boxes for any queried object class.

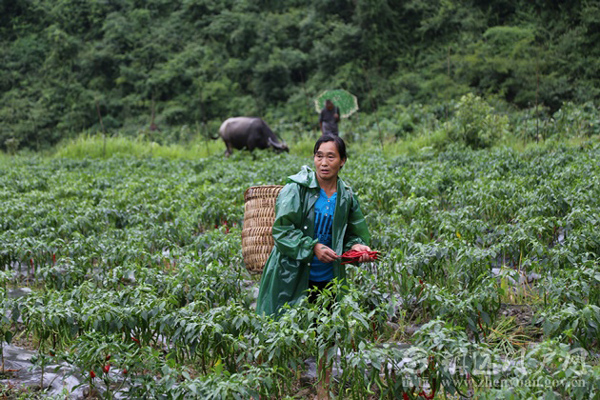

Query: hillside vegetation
[1,0,600,151]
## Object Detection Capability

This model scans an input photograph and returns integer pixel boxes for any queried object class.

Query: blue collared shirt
[310,188,337,282]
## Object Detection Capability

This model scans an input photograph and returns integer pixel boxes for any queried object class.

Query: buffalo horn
[268,136,283,149]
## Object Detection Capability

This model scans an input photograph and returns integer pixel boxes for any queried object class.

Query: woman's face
[314,141,346,182]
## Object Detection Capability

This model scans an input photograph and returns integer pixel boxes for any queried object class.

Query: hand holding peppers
[341,244,380,264]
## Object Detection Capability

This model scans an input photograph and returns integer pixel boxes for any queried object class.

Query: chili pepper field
[0,142,599,399]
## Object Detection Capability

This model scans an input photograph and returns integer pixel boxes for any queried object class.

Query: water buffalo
[219,117,289,156]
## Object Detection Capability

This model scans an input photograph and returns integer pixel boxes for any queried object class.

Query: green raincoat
[256,166,371,317]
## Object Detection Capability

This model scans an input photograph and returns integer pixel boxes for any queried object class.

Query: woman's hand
[350,244,375,262]
[314,243,339,263]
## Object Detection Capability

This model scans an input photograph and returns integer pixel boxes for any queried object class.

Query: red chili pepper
[131,336,140,344]
[417,279,425,297]
[123,368,128,375]
[103,364,110,374]
[371,320,378,341]
[417,383,436,399]
[477,311,487,340]
[90,370,96,379]
[402,394,409,400]
[417,377,437,399]
[418,389,435,400]
[105,354,111,361]
[340,250,381,264]
[52,253,56,264]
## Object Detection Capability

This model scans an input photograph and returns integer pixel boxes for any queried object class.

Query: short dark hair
[313,135,347,161]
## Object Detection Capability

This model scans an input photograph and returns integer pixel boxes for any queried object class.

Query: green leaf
[4,330,13,344]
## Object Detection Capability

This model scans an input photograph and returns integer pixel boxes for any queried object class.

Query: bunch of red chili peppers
[339,249,381,264]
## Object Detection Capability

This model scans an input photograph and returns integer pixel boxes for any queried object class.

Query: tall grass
[22,108,600,161]
[54,132,322,160]
[287,136,316,157]
[0,148,44,165]
[356,128,449,157]
[499,133,599,153]
[54,134,226,159]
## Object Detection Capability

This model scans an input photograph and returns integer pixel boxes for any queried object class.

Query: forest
[1,0,600,151]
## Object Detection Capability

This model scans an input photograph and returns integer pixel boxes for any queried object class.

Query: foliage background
[1,0,600,151]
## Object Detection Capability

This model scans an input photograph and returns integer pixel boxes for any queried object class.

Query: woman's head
[313,135,347,161]
[313,135,347,182]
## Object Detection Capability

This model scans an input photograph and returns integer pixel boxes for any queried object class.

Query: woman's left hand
[350,244,375,262]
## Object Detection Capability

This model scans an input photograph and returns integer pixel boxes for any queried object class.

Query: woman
[256,135,373,317]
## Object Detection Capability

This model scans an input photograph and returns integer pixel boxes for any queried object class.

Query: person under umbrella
[319,100,341,136]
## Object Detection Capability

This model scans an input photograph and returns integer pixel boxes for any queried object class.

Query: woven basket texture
[242,185,284,274]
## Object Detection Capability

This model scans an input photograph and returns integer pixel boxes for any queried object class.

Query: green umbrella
[314,89,359,119]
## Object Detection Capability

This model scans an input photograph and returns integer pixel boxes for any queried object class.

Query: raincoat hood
[287,165,319,188]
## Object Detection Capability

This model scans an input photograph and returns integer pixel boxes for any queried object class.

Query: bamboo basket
[242,185,284,274]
